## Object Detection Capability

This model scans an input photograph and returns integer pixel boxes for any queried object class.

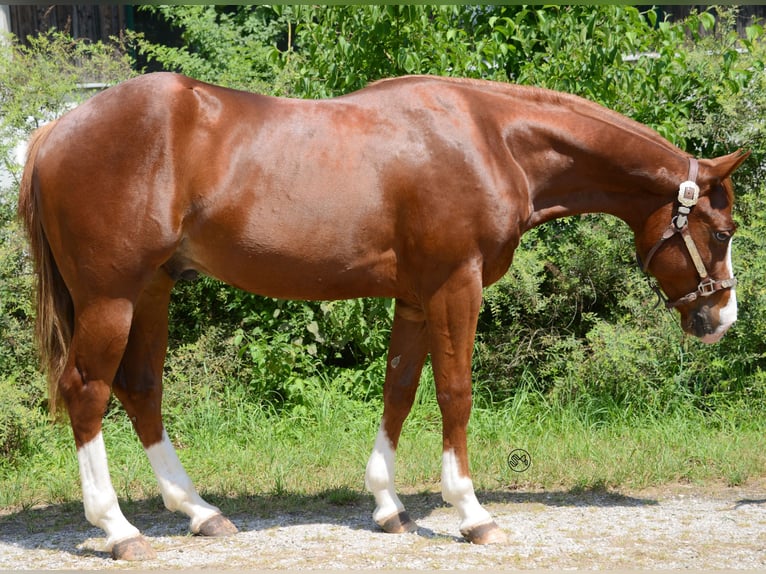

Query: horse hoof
[111,536,157,561]
[461,521,508,545]
[197,513,238,537]
[377,510,418,534]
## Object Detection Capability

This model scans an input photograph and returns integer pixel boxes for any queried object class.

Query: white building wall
[0,6,10,36]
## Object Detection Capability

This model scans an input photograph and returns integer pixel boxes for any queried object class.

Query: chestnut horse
[18,73,748,560]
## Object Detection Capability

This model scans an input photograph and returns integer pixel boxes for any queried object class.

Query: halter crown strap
[640,157,700,273]
[688,157,699,182]
[674,158,700,227]
[675,158,707,279]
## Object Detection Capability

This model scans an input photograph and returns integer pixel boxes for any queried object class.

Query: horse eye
[713,231,731,242]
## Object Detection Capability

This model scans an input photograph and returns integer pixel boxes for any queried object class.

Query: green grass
[1,375,765,513]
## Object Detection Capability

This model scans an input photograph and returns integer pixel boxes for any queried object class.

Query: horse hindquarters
[23,156,235,559]
[18,121,154,558]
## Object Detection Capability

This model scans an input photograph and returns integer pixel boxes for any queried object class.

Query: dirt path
[2,483,765,570]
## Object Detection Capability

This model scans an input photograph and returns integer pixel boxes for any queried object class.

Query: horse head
[637,150,750,343]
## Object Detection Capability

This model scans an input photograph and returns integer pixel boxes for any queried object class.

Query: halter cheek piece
[637,158,737,309]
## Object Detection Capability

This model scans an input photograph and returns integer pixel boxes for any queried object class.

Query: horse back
[34,73,526,302]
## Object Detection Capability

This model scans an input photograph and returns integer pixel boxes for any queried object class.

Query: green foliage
[128,5,298,94]
[289,6,492,97]
[3,383,765,509]
[0,201,46,460]
[0,199,38,459]
[475,215,650,401]
[0,30,134,181]
[163,276,393,410]
[230,297,392,409]
[480,6,657,93]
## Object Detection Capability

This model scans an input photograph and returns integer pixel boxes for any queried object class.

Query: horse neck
[517,102,690,233]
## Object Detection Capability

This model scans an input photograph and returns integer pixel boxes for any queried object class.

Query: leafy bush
[290,6,494,97]
[0,200,47,460]
[128,5,300,95]
[0,30,134,181]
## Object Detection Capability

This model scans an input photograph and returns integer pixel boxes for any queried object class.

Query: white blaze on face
[77,432,140,549]
[702,239,738,344]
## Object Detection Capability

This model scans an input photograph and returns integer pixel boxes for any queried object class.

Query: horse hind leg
[112,270,237,547]
[365,300,428,534]
[59,297,156,560]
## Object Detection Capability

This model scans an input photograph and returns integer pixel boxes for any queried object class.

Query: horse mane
[368,75,682,156]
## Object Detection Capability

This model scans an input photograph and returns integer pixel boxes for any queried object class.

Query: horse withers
[18,73,748,559]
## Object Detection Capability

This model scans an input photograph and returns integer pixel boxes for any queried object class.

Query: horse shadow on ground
[0,485,659,559]
[733,496,766,509]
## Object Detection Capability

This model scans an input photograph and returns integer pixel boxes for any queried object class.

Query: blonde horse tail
[17,120,71,419]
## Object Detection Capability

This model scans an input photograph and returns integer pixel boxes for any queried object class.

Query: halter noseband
[638,158,737,309]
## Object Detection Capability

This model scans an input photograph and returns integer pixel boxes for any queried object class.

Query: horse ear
[707,149,751,180]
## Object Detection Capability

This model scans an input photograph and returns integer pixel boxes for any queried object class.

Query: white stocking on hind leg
[144,430,237,537]
[113,270,237,551]
[61,299,156,560]
[77,432,149,557]
[64,272,236,561]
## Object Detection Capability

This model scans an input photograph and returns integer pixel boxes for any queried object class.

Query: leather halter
[638,158,737,309]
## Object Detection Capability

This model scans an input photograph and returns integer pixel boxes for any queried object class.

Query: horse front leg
[113,271,237,548]
[365,299,429,534]
[426,265,507,544]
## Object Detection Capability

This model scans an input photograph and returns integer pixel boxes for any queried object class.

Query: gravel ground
[2,483,765,570]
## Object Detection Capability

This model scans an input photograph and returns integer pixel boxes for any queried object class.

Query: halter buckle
[677,181,700,208]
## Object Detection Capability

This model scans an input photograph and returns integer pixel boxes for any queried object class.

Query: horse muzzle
[684,289,737,344]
